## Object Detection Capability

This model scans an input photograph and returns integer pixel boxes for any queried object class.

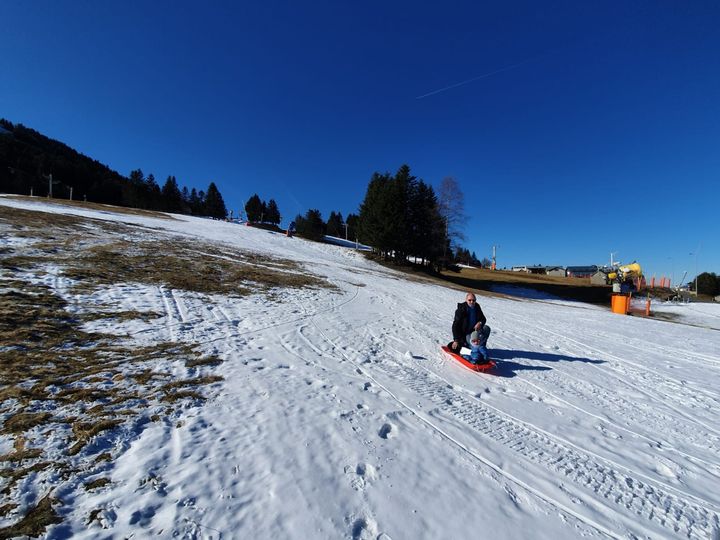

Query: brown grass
[4,194,177,220]
[2,413,53,434]
[0,494,62,539]
[0,199,335,533]
[84,478,111,491]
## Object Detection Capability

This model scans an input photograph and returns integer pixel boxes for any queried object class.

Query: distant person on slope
[450,292,490,362]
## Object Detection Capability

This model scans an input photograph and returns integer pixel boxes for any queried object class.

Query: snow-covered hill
[1,196,719,539]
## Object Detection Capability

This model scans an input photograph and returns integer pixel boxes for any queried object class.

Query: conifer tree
[266,199,281,225]
[204,182,227,219]
[161,176,183,213]
[297,209,325,240]
[244,194,263,222]
[345,213,359,241]
[145,174,161,210]
[358,172,394,257]
[326,211,344,237]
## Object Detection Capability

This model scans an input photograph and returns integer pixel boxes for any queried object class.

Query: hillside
[1,196,719,539]
[0,120,227,217]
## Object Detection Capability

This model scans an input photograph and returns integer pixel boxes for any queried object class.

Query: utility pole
[492,245,498,270]
[343,223,348,240]
[48,173,53,198]
[69,186,73,201]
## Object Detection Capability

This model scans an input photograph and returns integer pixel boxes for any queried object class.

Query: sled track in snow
[491,331,720,456]
[590,330,720,368]
[302,296,719,539]
[371,353,719,539]
[506,314,720,438]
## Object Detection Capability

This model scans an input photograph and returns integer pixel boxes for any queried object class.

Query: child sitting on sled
[462,330,489,364]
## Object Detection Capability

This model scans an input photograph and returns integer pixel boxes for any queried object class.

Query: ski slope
[1,196,719,539]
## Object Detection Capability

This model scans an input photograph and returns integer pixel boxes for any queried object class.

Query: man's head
[465,292,477,306]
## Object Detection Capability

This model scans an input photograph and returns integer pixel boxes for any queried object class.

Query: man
[451,292,491,361]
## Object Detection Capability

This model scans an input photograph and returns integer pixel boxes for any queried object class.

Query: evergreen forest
[0,119,227,218]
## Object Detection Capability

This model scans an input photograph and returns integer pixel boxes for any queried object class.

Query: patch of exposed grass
[0,462,53,496]
[63,239,331,296]
[1,412,53,434]
[160,390,206,403]
[185,355,224,369]
[84,478,111,491]
[68,419,124,456]
[0,494,62,539]
[0,276,225,530]
[4,195,177,221]
[160,375,224,392]
[0,503,18,518]
[94,452,112,463]
[0,436,43,463]
[81,310,163,323]
[0,202,286,533]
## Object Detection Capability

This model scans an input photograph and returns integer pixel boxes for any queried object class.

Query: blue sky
[1,1,718,281]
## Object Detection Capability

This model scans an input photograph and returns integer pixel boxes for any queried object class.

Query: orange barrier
[611,293,631,315]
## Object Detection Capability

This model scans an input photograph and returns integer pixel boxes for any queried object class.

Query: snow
[651,301,720,331]
[1,196,720,539]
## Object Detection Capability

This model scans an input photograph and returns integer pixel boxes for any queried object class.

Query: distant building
[566,265,598,278]
[511,265,546,274]
[546,267,566,277]
[590,271,608,285]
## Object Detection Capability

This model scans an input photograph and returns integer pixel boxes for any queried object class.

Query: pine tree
[326,211,344,238]
[161,176,183,213]
[189,187,201,214]
[204,182,227,219]
[297,209,325,241]
[358,171,394,257]
[266,199,281,225]
[345,213,359,241]
[145,174,161,210]
[245,194,263,222]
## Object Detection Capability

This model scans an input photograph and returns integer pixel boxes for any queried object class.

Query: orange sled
[441,346,496,373]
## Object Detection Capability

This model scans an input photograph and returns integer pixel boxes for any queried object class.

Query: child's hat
[470,330,479,342]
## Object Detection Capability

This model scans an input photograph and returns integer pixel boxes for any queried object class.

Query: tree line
[274,165,479,268]
[2,119,482,267]
[0,119,227,218]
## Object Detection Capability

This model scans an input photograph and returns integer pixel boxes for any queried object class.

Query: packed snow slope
[1,197,719,539]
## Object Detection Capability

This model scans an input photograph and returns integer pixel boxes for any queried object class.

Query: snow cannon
[606,262,642,282]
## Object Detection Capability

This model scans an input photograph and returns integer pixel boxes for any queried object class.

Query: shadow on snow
[489,349,604,378]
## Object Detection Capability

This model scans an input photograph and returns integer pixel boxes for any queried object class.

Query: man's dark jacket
[452,302,487,343]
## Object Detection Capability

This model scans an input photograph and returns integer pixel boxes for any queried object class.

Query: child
[463,330,488,364]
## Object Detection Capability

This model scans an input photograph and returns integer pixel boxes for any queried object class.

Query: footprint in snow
[349,515,379,540]
[128,505,158,527]
[378,423,395,439]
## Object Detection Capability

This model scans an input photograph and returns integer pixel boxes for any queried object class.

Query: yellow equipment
[606,262,642,283]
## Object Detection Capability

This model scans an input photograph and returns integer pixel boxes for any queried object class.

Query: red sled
[441,346,496,373]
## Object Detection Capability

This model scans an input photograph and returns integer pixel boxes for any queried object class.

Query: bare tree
[437,176,467,255]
